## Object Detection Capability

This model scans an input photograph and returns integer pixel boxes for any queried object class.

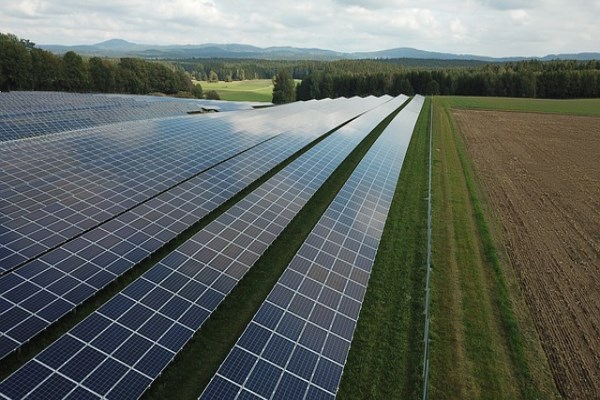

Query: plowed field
[454,110,600,400]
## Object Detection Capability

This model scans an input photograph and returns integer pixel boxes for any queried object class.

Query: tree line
[0,33,198,96]
[2,32,599,100]
[179,57,600,100]
[296,60,600,100]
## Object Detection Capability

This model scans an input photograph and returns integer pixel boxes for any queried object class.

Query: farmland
[454,108,600,399]
[432,96,599,399]
[195,79,274,102]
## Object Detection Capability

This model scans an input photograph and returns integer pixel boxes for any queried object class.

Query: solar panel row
[201,95,425,400]
[0,97,375,272]
[0,95,408,400]
[0,96,388,359]
[0,92,258,142]
[0,121,265,272]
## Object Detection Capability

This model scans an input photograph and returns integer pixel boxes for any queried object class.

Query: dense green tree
[205,90,220,100]
[191,83,203,98]
[0,33,31,91]
[1,32,599,99]
[148,63,178,93]
[62,51,88,92]
[117,58,149,93]
[30,48,61,91]
[89,57,116,92]
[272,70,296,104]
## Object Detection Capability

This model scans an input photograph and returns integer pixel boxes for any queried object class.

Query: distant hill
[40,39,600,62]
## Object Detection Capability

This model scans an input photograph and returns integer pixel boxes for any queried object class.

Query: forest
[2,32,599,100]
[179,57,600,99]
[0,33,196,96]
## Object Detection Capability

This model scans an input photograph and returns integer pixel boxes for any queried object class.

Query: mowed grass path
[440,96,600,116]
[195,79,274,102]
[428,96,565,399]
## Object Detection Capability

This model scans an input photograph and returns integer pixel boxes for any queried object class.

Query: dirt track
[454,110,600,400]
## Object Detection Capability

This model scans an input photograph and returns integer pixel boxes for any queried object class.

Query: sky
[1,0,599,57]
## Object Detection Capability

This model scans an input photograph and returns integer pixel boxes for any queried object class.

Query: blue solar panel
[0,114,276,271]
[0,97,386,360]
[0,96,407,400]
[201,95,424,399]
[0,91,260,142]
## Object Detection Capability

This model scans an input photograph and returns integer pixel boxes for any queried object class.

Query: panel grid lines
[0,97,387,360]
[0,95,406,400]
[203,95,424,400]
[0,91,257,143]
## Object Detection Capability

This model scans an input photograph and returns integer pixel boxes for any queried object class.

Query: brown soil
[454,110,600,400]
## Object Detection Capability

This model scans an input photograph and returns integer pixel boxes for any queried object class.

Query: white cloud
[0,0,598,57]
[478,0,538,10]
[450,18,468,41]
[509,9,530,25]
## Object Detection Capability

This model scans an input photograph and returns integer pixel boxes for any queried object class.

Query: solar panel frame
[0,97,388,359]
[201,95,425,400]
[0,91,260,142]
[0,95,407,400]
[0,96,383,272]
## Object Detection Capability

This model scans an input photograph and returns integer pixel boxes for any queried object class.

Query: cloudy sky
[2,0,598,57]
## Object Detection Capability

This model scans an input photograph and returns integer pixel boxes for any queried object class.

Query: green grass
[439,96,600,116]
[428,96,560,399]
[430,99,519,398]
[196,79,274,102]
[337,98,430,399]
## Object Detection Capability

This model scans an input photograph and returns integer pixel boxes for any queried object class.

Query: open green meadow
[195,79,274,102]
[439,96,600,116]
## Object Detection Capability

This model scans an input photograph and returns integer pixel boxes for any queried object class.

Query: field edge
[428,96,560,399]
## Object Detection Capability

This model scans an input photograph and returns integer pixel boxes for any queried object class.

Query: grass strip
[440,96,600,117]
[450,104,543,400]
[438,97,541,399]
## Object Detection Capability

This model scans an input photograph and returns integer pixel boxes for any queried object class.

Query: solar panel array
[0,95,408,400]
[0,118,264,272]
[0,91,259,142]
[0,96,382,272]
[201,95,425,400]
[0,97,387,359]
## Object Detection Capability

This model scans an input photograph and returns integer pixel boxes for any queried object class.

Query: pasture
[195,79,274,102]
[439,96,600,116]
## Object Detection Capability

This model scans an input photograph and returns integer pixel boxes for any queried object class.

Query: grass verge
[439,96,600,117]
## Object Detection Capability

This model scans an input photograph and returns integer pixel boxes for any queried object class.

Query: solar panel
[0,91,260,142]
[0,96,388,359]
[201,95,425,400]
[0,96,378,272]
[0,95,408,400]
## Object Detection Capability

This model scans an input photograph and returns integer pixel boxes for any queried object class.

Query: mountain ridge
[40,39,600,62]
